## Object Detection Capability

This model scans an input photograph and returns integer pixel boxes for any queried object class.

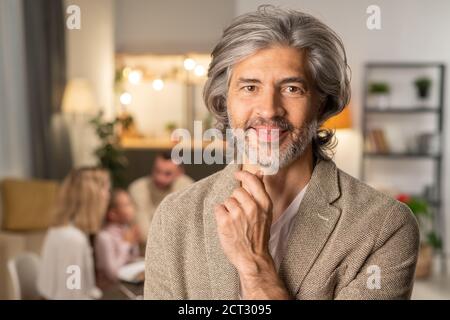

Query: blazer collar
[279,160,342,297]
[203,160,341,299]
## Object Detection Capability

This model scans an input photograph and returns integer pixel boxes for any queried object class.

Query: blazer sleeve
[144,197,173,299]
[335,202,420,300]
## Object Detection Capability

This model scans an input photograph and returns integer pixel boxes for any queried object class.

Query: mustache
[245,116,294,132]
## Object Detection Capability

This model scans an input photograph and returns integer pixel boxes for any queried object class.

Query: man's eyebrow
[236,77,262,84]
[276,77,308,86]
[236,77,308,86]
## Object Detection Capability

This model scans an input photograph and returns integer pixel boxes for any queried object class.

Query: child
[95,189,141,286]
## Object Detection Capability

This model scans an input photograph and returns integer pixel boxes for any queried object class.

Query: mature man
[144,6,419,300]
[129,151,193,244]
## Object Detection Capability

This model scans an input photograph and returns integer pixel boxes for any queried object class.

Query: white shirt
[38,225,101,300]
[239,183,308,298]
[269,183,308,271]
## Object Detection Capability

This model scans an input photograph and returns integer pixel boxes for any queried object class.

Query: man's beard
[227,113,317,171]
[276,119,317,168]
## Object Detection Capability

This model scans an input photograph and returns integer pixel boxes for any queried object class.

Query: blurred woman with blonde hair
[38,167,110,300]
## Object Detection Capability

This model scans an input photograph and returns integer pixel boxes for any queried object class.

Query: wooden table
[101,281,144,300]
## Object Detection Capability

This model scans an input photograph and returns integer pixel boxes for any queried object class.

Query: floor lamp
[61,78,99,168]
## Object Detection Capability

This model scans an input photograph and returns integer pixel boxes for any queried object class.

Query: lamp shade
[62,78,98,115]
[323,103,352,129]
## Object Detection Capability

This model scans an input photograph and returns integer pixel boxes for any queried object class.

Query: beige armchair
[0,178,58,299]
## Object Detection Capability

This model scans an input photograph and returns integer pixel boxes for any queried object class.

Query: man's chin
[244,146,285,170]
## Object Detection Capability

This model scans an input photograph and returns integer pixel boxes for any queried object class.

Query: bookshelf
[366,107,440,114]
[363,152,442,159]
[361,62,446,273]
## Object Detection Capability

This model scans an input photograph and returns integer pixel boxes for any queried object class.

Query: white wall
[236,0,450,261]
[115,0,235,54]
[65,0,115,167]
[65,0,115,119]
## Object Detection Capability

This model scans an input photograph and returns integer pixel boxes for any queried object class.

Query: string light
[120,92,132,105]
[152,79,164,91]
[120,56,208,94]
[194,65,206,77]
[183,58,196,71]
[128,70,143,85]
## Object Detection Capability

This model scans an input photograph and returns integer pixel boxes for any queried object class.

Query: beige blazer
[144,160,419,300]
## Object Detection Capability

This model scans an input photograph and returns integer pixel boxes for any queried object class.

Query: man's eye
[283,86,304,94]
[242,85,256,92]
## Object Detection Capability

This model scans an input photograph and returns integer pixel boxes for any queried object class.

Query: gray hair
[203,5,351,160]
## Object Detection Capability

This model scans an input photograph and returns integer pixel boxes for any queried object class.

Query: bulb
[122,67,131,78]
[194,65,206,77]
[120,92,132,105]
[183,58,196,71]
[128,70,143,85]
[152,79,164,91]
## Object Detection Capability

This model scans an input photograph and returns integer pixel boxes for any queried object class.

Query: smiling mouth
[248,126,289,143]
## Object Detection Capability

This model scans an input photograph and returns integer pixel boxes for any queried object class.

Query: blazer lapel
[203,163,241,300]
[279,160,342,297]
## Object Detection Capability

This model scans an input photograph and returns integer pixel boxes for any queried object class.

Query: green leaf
[427,231,442,250]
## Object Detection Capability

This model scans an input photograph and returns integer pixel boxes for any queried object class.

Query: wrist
[237,254,276,280]
[237,255,291,300]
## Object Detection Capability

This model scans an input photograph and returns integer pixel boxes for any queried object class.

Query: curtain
[22,0,71,180]
[0,0,32,179]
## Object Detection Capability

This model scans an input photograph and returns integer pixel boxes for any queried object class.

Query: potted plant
[396,194,442,279]
[90,112,129,189]
[414,77,432,100]
[368,82,390,109]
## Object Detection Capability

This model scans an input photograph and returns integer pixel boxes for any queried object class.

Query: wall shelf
[363,152,442,159]
[362,62,446,274]
[365,107,439,114]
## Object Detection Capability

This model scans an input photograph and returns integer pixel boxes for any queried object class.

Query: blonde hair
[52,167,110,234]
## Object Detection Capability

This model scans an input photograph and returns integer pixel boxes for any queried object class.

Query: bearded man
[144,6,419,300]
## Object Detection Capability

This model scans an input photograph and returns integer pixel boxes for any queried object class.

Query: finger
[255,170,264,180]
[234,171,271,210]
[231,187,259,215]
[223,197,243,218]
[214,203,229,217]
[214,204,229,225]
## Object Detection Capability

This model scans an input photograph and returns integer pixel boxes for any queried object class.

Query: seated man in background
[95,189,140,287]
[128,151,193,245]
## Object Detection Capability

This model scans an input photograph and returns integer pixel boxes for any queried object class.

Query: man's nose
[256,89,285,118]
